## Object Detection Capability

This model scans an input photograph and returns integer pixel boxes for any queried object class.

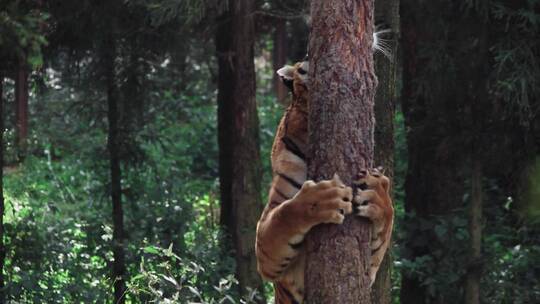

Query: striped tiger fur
[255,58,394,303]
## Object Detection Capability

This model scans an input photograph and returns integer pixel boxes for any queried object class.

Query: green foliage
[491,0,540,125]
[4,154,110,302]
[141,0,224,26]
[1,13,284,299]
[482,225,540,303]
[398,211,469,299]
[0,0,48,69]
[394,175,540,303]
[129,243,263,303]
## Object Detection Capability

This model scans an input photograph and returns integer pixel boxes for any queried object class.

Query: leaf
[143,246,160,255]
[434,224,447,239]
[159,274,179,288]
[187,286,201,298]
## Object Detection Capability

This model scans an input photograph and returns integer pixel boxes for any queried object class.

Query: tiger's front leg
[255,174,353,281]
[353,169,394,285]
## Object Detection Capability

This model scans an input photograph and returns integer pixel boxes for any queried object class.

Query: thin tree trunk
[124,38,145,129]
[273,18,288,103]
[15,62,28,159]
[0,73,5,303]
[372,0,399,302]
[305,1,377,303]
[104,35,126,304]
[465,160,482,304]
[216,0,264,297]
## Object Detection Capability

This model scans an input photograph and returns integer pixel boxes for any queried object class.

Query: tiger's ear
[276,65,295,91]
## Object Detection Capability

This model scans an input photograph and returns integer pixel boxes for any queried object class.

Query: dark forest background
[0,0,539,303]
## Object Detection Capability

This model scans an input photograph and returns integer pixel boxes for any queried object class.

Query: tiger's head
[275,30,390,106]
[276,60,309,106]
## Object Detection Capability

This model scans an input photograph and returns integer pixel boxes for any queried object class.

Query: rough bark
[15,62,28,159]
[465,160,482,304]
[103,34,126,304]
[305,1,377,303]
[216,0,264,297]
[273,18,288,103]
[0,73,5,303]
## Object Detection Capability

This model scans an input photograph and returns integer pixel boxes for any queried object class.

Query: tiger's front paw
[352,168,391,221]
[292,174,353,226]
[353,190,382,220]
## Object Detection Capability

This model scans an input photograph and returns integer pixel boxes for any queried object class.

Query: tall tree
[216,0,264,297]
[102,30,127,304]
[0,73,5,303]
[465,160,482,304]
[15,61,29,159]
[272,18,288,103]
[372,0,400,302]
[304,0,377,303]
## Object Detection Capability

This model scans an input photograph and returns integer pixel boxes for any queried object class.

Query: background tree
[216,0,264,297]
[400,1,483,302]
[399,0,539,303]
[305,0,376,303]
[0,0,46,161]
[371,0,400,302]
[14,62,28,159]
[0,2,46,301]
[272,17,288,103]
[101,25,127,304]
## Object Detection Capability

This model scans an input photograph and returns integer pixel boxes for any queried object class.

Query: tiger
[255,57,394,303]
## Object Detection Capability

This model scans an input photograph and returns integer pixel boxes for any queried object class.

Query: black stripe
[257,241,277,261]
[372,241,384,253]
[276,283,300,304]
[281,136,306,160]
[269,200,280,208]
[289,239,304,250]
[274,187,290,200]
[277,172,302,189]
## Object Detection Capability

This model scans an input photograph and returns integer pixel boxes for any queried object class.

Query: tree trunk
[15,62,28,159]
[372,0,400,302]
[305,1,377,303]
[465,160,482,304]
[124,38,145,129]
[273,18,288,103]
[103,35,126,304]
[216,0,264,297]
[0,73,5,303]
